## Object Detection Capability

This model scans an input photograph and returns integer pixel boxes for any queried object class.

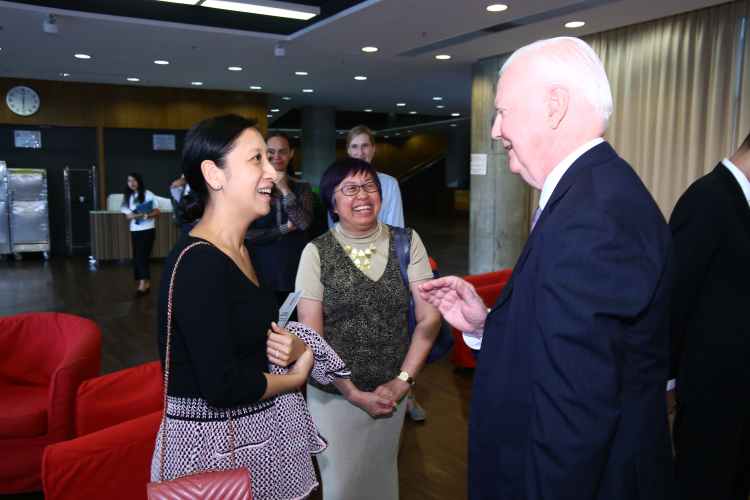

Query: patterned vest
[308,226,411,394]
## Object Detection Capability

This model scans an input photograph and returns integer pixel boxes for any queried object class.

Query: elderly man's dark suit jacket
[468,142,675,500]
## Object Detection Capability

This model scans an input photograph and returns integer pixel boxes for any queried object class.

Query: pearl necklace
[336,223,379,274]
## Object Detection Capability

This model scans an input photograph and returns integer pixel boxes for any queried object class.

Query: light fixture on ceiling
[364,109,372,112]
[294,135,299,138]
[154,60,169,64]
[156,0,200,4]
[229,66,242,71]
[275,41,285,57]
[409,111,417,114]
[433,97,442,100]
[191,82,203,85]
[75,54,91,59]
[354,76,367,80]
[295,71,308,75]
[127,77,140,82]
[303,89,313,92]
[43,14,58,35]
[250,86,262,89]
[362,47,378,52]
[202,0,319,20]
[267,114,273,117]
[436,55,451,60]
[60,72,70,76]
[271,108,279,112]
[395,133,400,136]
[565,21,585,28]
[407,130,412,133]
[486,4,508,12]
[437,105,445,108]
[396,103,405,106]
[282,97,291,100]
[451,124,457,127]
[452,113,460,116]
[384,135,389,138]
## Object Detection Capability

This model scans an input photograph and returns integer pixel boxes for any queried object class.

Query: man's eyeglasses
[337,181,379,196]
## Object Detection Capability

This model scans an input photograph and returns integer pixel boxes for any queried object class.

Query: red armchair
[0,313,101,494]
[42,361,163,500]
[450,269,513,368]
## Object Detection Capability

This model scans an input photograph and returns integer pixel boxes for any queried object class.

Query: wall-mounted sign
[470,154,487,175]
[153,134,176,151]
[14,130,42,148]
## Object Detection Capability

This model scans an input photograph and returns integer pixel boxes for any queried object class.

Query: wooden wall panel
[90,212,180,261]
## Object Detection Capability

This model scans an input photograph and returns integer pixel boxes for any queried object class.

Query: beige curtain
[577,0,749,218]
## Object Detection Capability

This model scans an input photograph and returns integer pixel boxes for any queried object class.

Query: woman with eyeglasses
[295,157,441,499]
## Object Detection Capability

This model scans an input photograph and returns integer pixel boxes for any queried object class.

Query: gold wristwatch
[397,370,414,385]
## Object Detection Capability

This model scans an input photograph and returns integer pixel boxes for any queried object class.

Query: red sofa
[42,361,163,500]
[450,270,513,368]
[0,313,102,494]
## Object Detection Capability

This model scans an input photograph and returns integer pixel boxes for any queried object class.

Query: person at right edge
[668,132,750,500]
[418,37,674,499]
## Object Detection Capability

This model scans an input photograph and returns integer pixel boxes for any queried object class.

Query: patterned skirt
[151,392,327,500]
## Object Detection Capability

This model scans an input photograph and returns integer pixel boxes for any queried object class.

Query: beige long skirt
[306,384,407,500]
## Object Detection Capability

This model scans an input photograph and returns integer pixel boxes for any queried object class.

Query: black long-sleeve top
[157,236,278,408]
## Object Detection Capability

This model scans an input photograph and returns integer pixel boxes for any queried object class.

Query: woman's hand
[125,212,138,220]
[287,346,314,381]
[267,322,307,367]
[349,390,397,418]
[374,378,410,404]
[273,171,290,196]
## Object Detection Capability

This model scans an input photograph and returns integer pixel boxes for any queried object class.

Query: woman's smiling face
[333,170,381,236]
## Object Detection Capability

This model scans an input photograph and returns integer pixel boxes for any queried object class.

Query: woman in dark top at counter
[245,130,313,311]
[151,114,332,500]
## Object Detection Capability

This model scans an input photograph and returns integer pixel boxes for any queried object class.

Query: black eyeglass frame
[335,181,380,196]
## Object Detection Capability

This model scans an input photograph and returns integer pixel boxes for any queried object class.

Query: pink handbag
[147,242,252,500]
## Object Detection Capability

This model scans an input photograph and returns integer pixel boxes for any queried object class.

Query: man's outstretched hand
[418,276,488,335]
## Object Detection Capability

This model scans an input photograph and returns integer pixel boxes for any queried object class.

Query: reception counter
[90,211,180,261]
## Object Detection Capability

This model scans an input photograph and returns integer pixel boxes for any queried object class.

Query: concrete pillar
[469,54,530,274]
[446,128,470,188]
[300,105,336,188]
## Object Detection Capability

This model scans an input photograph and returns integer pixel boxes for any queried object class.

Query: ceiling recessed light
[433,97,442,100]
[408,130,412,133]
[295,71,308,75]
[354,76,367,80]
[395,133,401,136]
[202,0,319,20]
[75,54,91,59]
[271,108,279,112]
[191,82,203,85]
[451,124,457,127]
[364,109,372,112]
[127,77,140,82]
[156,0,200,4]
[452,113,460,116]
[436,55,451,60]
[267,114,273,117]
[565,21,585,28]
[154,60,169,65]
[437,105,445,108]
[384,135,389,138]
[294,135,299,138]
[228,66,242,71]
[397,103,405,106]
[409,111,417,114]
[362,47,378,52]
[250,86,262,90]
[282,97,291,100]
[486,4,508,12]
[59,72,71,77]
[303,89,313,92]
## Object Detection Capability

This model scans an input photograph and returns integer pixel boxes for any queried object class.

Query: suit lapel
[716,163,750,239]
[490,142,619,312]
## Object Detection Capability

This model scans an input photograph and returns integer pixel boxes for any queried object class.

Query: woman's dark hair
[176,114,258,223]
[266,130,295,176]
[122,172,146,207]
[320,157,381,223]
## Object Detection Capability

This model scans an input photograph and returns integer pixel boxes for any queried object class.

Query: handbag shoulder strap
[393,226,411,291]
[158,240,238,482]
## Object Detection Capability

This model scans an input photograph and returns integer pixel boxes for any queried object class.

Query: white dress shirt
[463,137,605,350]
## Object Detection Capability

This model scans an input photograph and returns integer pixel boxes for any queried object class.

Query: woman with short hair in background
[122,172,161,297]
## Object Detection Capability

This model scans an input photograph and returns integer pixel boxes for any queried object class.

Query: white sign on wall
[153,134,176,151]
[14,130,42,148]
[470,154,487,175]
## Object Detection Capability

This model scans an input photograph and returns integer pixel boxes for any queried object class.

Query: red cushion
[463,269,513,290]
[76,361,163,437]
[428,257,438,271]
[0,386,48,439]
[43,410,163,500]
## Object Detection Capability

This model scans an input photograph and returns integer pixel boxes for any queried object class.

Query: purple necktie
[531,206,542,232]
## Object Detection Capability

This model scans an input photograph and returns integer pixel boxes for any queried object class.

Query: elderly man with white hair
[419,37,675,499]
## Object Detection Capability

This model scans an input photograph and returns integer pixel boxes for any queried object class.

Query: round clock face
[6,86,40,116]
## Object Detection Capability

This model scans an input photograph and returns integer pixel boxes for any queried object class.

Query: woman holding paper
[121,172,161,296]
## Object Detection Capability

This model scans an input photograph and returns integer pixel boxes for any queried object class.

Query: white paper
[153,134,176,151]
[278,290,303,328]
[14,130,41,148]
[470,154,487,175]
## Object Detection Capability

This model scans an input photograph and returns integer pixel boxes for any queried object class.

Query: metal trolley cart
[63,166,98,259]
[7,168,51,260]
[0,163,10,260]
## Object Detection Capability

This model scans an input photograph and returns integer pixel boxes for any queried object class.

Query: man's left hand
[374,378,410,404]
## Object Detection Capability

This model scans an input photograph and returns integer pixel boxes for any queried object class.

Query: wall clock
[6,86,40,116]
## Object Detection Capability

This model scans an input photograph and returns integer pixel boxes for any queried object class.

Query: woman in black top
[151,114,334,500]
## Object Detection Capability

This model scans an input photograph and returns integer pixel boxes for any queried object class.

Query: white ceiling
[0,0,729,123]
